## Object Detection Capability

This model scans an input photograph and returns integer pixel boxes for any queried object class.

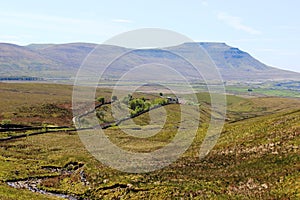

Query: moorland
[0,82,299,199]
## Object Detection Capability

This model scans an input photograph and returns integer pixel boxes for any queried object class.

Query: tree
[159,92,163,97]
[129,99,144,111]
[144,101,151,111]
[128,94,133,101]
[96,97,105,104]
[112,95,118,102]
[153,98,168,106]
[127,98,152,117]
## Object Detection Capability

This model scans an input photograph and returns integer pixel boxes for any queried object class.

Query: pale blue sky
[0,0,300,72]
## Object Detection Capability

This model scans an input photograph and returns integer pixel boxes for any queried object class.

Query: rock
[103,179,109,184]
[261,183,268,189]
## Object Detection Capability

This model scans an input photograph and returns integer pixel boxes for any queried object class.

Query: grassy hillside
[0,82,73,126]
[0,43,64,78]
[0,83,299,199]
[0,82,113,126]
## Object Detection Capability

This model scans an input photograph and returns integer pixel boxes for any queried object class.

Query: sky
[0,0,300,73]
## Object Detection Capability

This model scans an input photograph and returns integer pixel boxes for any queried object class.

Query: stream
[6,162,89,200]
[7,179,78,200]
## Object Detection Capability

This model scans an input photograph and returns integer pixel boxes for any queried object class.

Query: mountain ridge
[0,42,299,81]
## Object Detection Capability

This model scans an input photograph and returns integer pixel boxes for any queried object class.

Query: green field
[224,81,300,98]
[0,82,299,199]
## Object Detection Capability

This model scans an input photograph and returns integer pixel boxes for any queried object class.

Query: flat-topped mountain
[0,42,299,81]
[174,42,299,80]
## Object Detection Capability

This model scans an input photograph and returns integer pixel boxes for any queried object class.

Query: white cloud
[112,19,133,23]
[217,12,261,35]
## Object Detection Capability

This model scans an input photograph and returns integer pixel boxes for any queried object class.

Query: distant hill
[195,42,299,80]
[0,42,299,81]
[0,43,59,77]
[0,43,69,78]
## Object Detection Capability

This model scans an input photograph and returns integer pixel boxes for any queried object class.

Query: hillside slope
[0,42,299,81]
[0,83,299,199]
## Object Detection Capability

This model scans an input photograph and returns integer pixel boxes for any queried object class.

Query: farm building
[167,97,179,104]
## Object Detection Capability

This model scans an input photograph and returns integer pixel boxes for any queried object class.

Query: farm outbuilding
[167,97,179,104]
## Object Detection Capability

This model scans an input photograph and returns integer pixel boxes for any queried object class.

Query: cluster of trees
[95,94,168,120]
[125,95,168,117]
[96,96,117,104]
[0,76,42,81]
[128,98,151,116]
